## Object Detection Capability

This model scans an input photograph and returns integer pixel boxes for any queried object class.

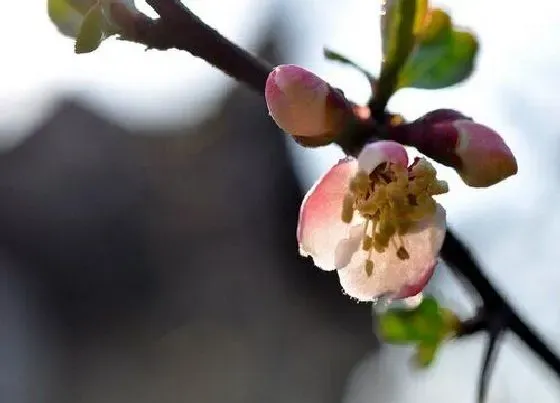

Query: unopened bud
[390,110,517,187]
[449,119,517,187]
[265,64,351,145]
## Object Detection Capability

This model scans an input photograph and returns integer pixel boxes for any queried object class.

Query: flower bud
[448,119,517,187]
[265,64,351,145]
[389,110,517,187]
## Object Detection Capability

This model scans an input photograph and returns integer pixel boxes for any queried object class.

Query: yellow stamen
[362,220,373,250]
[365,259,374,277]
[349,171,370,195]
[341,193,355,223]
[396,246,410,260]
[345,157,447,260]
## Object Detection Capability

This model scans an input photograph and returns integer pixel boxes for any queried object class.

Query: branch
[456,311,487,337]
[110,0,272,90]
[443,230,560,376]
[477,322,503,403]
[116,0,560,386]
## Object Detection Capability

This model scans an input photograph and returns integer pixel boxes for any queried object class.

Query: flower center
[341,157,448,272]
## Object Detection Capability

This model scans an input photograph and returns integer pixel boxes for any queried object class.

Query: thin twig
[509,312,560,376]
[110,0,272,90]
[457,312,487,337]
[441,229,560,375]
[477,313,506,403]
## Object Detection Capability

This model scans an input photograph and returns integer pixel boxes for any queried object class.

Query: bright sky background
[3,0,560,401]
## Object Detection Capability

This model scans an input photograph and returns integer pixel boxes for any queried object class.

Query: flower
[265,64,351,143]
[297,141,447,301]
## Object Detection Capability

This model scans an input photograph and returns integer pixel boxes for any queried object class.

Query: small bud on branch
[265,65,354,145]
[388,110,517,187]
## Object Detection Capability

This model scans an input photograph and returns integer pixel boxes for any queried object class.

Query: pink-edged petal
[357,140,409,174]
[297,158,359,271]
[394,264,435,299]
[337,204,446,301]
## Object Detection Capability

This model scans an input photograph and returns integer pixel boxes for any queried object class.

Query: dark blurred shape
[0,27,375,403]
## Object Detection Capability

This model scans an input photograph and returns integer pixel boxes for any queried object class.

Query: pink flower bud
[389,110,518,187]
[265,64,350,142]
[449,119,518,187]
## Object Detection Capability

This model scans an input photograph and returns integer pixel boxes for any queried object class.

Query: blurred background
[0,0,559,402]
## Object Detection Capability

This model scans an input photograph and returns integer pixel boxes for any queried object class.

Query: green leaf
[414,342,439,367]
[412,0,429,36]
[416,296,439,316]
[75,2,104,54]
[374,0,421,112]
[397,9,479,89]
[323,49,377,97]
[381,0,427,63]
[378,296,459,344]
[416,8,452,43]
[379,311,417,343]
[48,0,85,38]
[378,296,461,368]
[324,48,376,81]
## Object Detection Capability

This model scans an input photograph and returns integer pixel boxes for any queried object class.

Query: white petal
[334,223,365,269]
[357,141,408,173]
[337,204,446,301]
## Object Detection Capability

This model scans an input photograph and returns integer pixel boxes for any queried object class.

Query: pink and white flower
[297,141,447,301]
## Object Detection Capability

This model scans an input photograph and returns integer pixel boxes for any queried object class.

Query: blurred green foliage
[323,0,479,104]
[378,296,460,367]
[75,3,104,53]
[397,8,478,89]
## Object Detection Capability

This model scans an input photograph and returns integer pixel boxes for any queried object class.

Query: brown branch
[442,231,560,377]
[477,320,504,403]
[109,0,272,91]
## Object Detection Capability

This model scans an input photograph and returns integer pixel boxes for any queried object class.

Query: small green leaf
[324,49,374,78]
[75,2,104,54]
[378,295,459,343]
[323,48,376,92]
[379,311,417,343]
[381,0,426,63]
[414,342,439,367]
[378,296,461,368]
[397,9,479,90]
[416,296,439,318]
[412,0,429,36]
[374,0,419,112]
[48,0,85,38]
[416,8,452,43]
